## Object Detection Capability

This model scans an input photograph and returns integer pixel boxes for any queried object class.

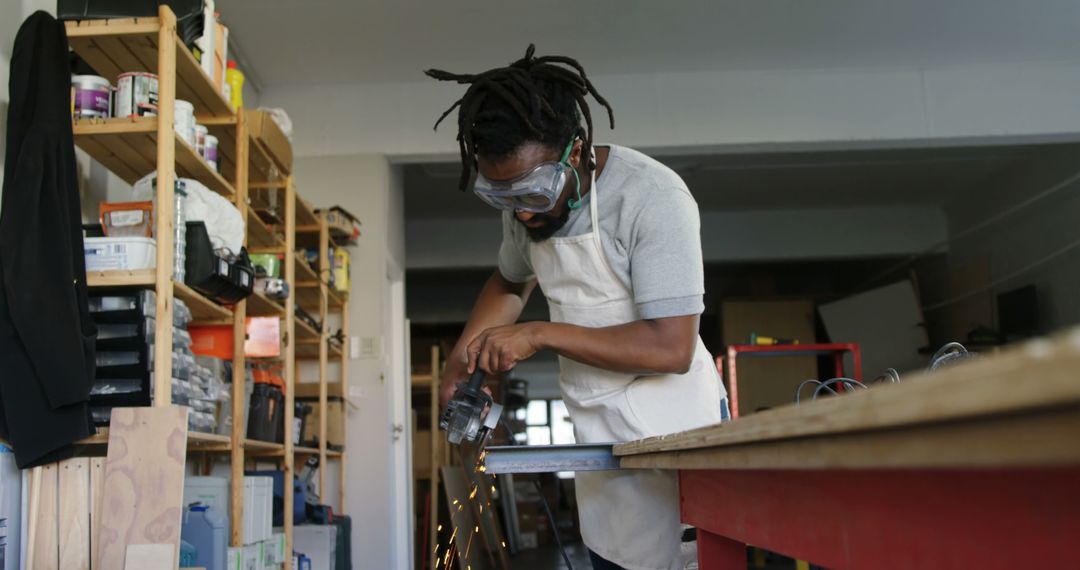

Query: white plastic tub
[84,237,156,272]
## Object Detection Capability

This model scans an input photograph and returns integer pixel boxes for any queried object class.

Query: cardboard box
[246,110,292,172]
[320,206,361,244]
[298,396,345,448]
[242,544,260,570]
[413,430,431,474]
[227,546,243,570]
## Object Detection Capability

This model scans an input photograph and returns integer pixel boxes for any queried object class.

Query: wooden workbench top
[614,327,1080,470]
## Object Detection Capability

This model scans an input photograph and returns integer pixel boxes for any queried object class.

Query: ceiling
[218,0,1080,88]
[403,143,1046,219]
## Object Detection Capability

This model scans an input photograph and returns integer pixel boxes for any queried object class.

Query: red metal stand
[681,468,1080,570]
[720,343,862,418]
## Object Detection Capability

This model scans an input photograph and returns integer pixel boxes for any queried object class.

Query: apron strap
[587,148,624,288]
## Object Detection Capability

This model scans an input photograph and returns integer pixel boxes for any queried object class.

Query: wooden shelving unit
[62,7,310,567]
[295,212,351,511]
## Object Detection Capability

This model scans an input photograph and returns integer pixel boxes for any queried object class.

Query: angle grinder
[439,368,503,445]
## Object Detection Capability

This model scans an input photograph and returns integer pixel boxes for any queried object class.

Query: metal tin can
[115,72,159,117]
[71,75,111,118]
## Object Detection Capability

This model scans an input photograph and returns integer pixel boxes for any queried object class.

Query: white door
[385,258,413,569]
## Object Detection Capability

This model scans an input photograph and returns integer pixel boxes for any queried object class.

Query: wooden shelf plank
[243,439,284,452]
[294,446,320,455]
[73,117,236,198]
[76,427,230,449]
[86,271,231,322]
[296,197,319,227]
[295,253,318,283]
[85,269,155,287]
[174,281,233,322]
[246,206,284,251]
[294,316,320,342]
[247,291,285,317]
[65,18,233,118]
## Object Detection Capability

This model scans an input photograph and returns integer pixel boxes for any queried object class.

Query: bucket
[174,100,195,146]
[116,72,158,117]
[71,75,110,118]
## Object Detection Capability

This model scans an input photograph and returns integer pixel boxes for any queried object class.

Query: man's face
[476,141,582,242]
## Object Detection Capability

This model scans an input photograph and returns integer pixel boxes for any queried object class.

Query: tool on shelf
[440,368,503,445]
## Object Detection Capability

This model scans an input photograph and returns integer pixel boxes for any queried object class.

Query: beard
[521,204,572,242]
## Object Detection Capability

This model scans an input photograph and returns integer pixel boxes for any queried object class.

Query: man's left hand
[466,322,546,374]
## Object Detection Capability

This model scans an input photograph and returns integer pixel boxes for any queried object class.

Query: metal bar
[483,444,619,474]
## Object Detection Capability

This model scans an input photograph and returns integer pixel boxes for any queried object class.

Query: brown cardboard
[246,110,293,172]
[297,396,345,447]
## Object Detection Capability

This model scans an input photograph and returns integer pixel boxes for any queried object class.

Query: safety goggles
[473,138,582,213]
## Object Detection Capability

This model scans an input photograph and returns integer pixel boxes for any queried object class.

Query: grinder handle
[465,367,486,391]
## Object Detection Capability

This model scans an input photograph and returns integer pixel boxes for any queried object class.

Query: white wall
[936,143,1080,333]
[262,60,1080,161]
[292,154,406,570]
[406,205,947,270]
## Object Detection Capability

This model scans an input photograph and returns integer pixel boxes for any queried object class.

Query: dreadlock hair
[425,44,615,190]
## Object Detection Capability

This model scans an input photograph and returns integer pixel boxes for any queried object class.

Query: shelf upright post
[283,176,297,563]
[428,345,441,570]
[339,298,349,513]
[230,108,251,547]
[152,5,178,407]
[318,216,330,497]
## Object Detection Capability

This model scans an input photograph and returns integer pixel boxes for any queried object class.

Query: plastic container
[204,134,219,172]
[174,183,188,282]
[174,99,195,146]
[181,503,228,570]
[71,75,111,118]
[84,237,156,272]
[194,124,208,155]
[115,72,158,117]
[224,60,244,111]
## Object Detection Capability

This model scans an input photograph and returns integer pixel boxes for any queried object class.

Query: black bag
[184,222,254,304]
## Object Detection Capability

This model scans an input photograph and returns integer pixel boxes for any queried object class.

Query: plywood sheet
[27,464,59,570]
[819,280,928,375]
[96,406,189,570]
[721,300,817,414]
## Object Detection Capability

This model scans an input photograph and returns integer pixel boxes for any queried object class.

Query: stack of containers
[87,291,227,429]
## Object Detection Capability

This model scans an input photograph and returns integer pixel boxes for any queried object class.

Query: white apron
[528,166,726,570]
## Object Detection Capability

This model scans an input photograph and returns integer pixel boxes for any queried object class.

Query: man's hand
[466,322,546,375]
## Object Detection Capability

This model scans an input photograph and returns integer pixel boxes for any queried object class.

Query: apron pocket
[625,368,724,438]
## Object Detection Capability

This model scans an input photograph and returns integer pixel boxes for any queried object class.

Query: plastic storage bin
[84,236,156,271]
[184,221,254,304]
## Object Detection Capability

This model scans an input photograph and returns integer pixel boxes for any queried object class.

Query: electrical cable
[811,378,867,400]
[929,341,975,371]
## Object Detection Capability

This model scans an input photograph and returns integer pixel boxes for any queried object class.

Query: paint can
[204,135,219,172]
[194,125,209,156]
[174,99,195,146]
[71,75,111,118]
[115,72,158,117]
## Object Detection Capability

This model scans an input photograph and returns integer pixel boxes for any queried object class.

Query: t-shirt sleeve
[497,212,535,283]
[629,186,706,319]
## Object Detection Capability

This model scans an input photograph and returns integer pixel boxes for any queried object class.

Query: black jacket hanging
[0,11,97,468]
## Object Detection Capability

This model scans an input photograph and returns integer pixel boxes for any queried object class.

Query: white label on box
[107,210,145,227]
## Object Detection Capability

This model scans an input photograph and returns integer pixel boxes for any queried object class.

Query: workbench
[614,328,1080,569]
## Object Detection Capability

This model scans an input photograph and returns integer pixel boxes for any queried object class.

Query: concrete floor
[510,541,594,570]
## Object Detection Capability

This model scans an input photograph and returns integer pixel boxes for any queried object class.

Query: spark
[491,485,496,493]
[479,504,483,514]
[501,541,507,548]
[474,525,479,533]
[452,499,459,505]
[437,524,442,532]
[464,527,476,559]
[458,504,464,511]
[449,526,458,544]
[468,485,478,500]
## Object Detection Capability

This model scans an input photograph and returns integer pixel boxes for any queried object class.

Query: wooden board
[58,458,91,570]
[615,326,1080,465]
[96,406,189,570]
[27,464,59,569]
[90,457,107,568]
[721,300,817,414]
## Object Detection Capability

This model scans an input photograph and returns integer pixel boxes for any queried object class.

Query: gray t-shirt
[498,144,705,319]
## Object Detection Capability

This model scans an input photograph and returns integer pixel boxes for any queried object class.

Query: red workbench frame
[682,467,1080,569]
[721,343,862,418]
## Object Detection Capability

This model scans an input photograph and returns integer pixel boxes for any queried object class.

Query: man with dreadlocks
[428,45,728,570]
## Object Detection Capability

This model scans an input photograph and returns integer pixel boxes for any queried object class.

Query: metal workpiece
[482,443,620,474]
